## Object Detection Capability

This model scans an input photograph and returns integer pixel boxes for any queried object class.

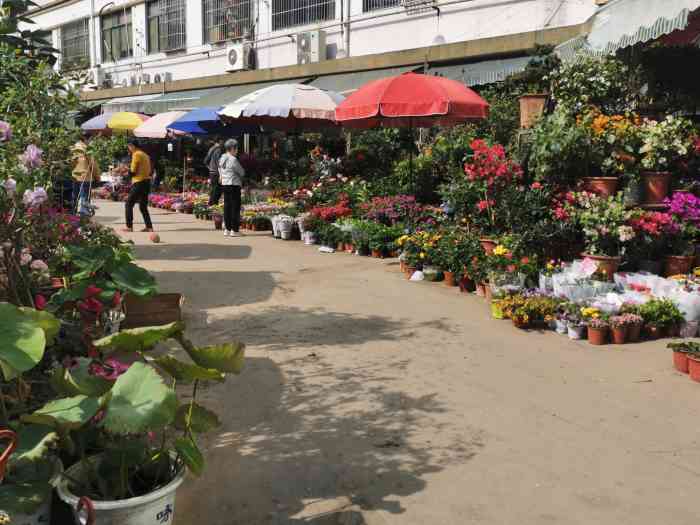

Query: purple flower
[0,121,11,142]
[22,187,48,207]
[2,178,16,196]
[19,144,43,171]
[666,192,700,226]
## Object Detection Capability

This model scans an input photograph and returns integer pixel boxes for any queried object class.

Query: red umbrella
[335,72,489,128]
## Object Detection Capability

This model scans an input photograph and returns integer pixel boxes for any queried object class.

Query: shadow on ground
[134,243,252,261]
[177,349,481,525]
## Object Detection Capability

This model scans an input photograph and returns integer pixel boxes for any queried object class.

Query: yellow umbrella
[107,112,150,131]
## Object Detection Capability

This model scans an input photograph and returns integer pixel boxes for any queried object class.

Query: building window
[363,0,400,11]
[271,0,335,31]
[147,0,186,53]
[203,0,253,43]
[61,19,90,70]
[101,10,133,62]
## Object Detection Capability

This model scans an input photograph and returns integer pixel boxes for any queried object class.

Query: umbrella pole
[409,118,415,197]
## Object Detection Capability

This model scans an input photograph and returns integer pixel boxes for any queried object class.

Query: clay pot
[337,242,345,252]
[583,177,619,198]
[587,326,608,346]
[399,260,406,273]
[627,323,642,343]
[345,243,355,253]
[611,325,627,345]
[518,94,547,129]
[405,266,416,280]
[664,255,694,277]
[582,254,620,282]
[443,271,456,287]
[688,355,700,382]
[483,284,493,302]
[673,351,690,374]
[371,249,383,259]
[479,238,497,255]
[645,324,665,340]
[641,171,671,204]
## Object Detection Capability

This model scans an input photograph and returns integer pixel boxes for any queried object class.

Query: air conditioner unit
[86,67,104,88]
[153,73,162,84]
[121,78,128,88]
[226,42,252,72]
[129,75,138,87]
[163,72,173,82]
[139,73,151,84]
[297,30,326,65]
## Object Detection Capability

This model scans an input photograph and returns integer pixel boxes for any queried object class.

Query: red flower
[85,285,103,298]
[520,257,530,264]
[505,252,513,260]
[34,294,47,310]
[530,182,542,190]
[506,265,516,273]
[112,291,122,308]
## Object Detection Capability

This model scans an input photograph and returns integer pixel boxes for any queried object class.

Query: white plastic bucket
[57,456,185,525]
[303,231,316,245]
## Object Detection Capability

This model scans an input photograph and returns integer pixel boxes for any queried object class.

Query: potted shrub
[587,317,609,346]
[639,299,684,339]
[554,301,570,334]
[565,305,586,340]
[667,341,698,374]
[627,211,676,274]
[639,116,695,204]
[619,304,644,342]
[27,322,245,525]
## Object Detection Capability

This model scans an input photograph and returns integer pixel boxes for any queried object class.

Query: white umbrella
[218,84,345,131]
[133,111,188,138]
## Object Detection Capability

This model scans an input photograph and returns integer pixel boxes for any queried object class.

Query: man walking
[122,138,154,233]
[218,139,245,237]
[71,133,98,215]
[204,137,223,205]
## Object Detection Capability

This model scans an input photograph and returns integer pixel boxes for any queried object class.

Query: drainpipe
[89,0,96,67]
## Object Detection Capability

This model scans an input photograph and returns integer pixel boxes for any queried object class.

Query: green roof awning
[141,88,227,113]
[187,78,313,109]
[310,66,417,94]
[427,56,533,86]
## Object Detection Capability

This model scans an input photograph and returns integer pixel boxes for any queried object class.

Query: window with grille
[61,19,90,70]
[363,0,399,12]
[101,10,133,62]
[147,0,187,53]
[203,0,253,43]
[271,0,335,31]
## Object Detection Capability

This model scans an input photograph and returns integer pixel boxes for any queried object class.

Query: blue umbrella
[168,106,258,135]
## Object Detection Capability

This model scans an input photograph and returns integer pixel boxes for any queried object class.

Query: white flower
[30,259,49,272]
[20,248,32,266]
[2,178,16,196]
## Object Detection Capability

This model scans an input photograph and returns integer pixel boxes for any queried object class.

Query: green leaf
[0,302,46,380]
[93,322,184,353]
[174,437,204,477]
[18,308,60,346]
[0,481,53,515]
[9,424,58,467]
[23,395,100,430]
[174,403,221,433]
[185,342,245,375]
[110,262,157,296]
[153,356,225,383]
[103,362,177,435]
[50,357,113,397]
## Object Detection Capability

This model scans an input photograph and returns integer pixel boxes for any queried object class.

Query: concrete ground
[97,200,700,525]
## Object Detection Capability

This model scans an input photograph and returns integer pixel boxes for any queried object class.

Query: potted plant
[554,301,570,334]
[667,341,698,374]
[627,211,676,274]
[587,317,609,346]
[565,305,586,340]
[663,221,696,277]
[619,304,643,342]
[639,116,695,204]
[639,299,684,339]
[27,322,244,525]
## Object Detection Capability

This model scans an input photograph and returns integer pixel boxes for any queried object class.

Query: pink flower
[19,145,43,171]
[34,294,47,310]
[0,121,11,142]
[521,257,530,264]
[112,291,122,307]
[30,259,48,272]
[506,265,516,273]
[85,285,103,298]
[530,182,542,190]
[89,358,130,381]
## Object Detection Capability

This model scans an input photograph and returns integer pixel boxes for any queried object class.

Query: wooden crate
[122,293,184,329]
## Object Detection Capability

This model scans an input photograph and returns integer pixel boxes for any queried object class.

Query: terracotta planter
[664,255,694,277]
[345,243,355,253]
[475,282,486,297]
[443,271,456,287]
[587,326,609,346]
[582,254,620,282]
[399,260,406,273]
[371,249,383,259]
[484,283,493,302]
[611,325,627,345]
[583,177,619,198]
[405,266,416,280]
[512,317,530,329]
[518,93,547,129]
[645,324,665,340]
[337,242,345,252]
[673,351,690,374]
[641,171,671,204]
[627,323,642,343]
[479,238,497,255]
[688,355,700,382]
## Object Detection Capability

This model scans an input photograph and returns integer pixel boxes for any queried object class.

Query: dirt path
[98,201,700,525]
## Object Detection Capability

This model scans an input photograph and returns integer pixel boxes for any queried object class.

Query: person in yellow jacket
[71,133,98,213]
[122,138,154,232]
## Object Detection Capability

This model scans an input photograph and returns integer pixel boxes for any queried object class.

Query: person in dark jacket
[204,137,223,205]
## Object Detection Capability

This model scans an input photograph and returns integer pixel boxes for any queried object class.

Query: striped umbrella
[81,112,115,134]
[107,112,150,132]
[134,111,187,138]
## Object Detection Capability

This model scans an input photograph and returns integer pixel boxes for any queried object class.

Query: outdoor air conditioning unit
[139,73,151,85]
[226,42,252,72]
[121,78,128,88]
[86,67,104,88]
[129,75,138,87]
[163,72,173,82]
[153,73,162,83]
[297,30,326,65]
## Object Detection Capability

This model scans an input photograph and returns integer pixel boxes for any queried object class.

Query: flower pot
[479,238,497,255]
[442,271,455,287]
[518,93,547,129]
[345,243,354,253]
[371,249,383,259]
[512,317,530,329]
[667,323,682,338]
[627,323,642,343]
[680,320,699,338]
[399,260,406,273]
[302,231,316,245]
[57,454,185,525]
[483,283,493,302]
[583,177,619,198]
[645,324,665,340]
[567,324,585,340]
[582,254,620,282]
[213,215,223,230]
[623,180,643,207]
[664,255,694,277]
[587,326,609,345]
[475,283,486,297]
[337,242,345,252]
[122,293,183,329]
[641,171,672,204]
[491,301,504,320]
[555,319,568,334]
[673,351,690,374]
[638,259,662,275]
[688,355,700,382]
[611,325,627,345]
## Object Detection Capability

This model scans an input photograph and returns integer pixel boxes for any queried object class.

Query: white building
[25,0,601,109]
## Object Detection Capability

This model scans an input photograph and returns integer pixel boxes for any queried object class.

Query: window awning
[141,87,227,113]
[427,56,533,86]
[187,78,313,109]
[309,66,418,94]
[556,0,700,60]
[101,93,162,113]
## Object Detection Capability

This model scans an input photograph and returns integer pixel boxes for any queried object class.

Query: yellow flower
[419,252,426,259]
[493,245,508,256]
[546,263,555,271]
